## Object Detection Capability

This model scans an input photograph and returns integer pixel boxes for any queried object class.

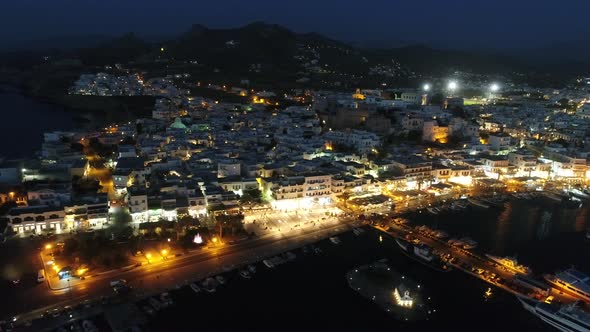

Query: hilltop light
[490,83,500,92]
[160,47,165,52]
[423,84,431,91]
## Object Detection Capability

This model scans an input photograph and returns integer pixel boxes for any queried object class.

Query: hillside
[67,23,525,79]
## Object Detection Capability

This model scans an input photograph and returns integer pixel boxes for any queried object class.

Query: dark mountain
[367,44,527,74]
[11,22,580,86]
[76,33,152,66]
[71,23,528,77]
[160,22,355,74]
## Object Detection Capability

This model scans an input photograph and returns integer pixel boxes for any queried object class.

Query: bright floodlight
[423,84,430,91]
[490,83,500,92]
[448,81,457,91]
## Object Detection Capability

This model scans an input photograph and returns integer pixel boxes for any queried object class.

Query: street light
[146,253,152,263]
[161,249,168,259]
[490,83,500,92]
[423,83,431,91]
[45,244,52,250]
[448,81,458,92]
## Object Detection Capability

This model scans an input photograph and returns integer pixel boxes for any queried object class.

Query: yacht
[190,283,201,293]
[571,189,590,200]
[544,191,564,202]
[352,227,365,236]
[517,297,590,332]
[426,207,439,215]
[329,236,341,245]
[215,275,226,285]
[432,230,449,239]
[459,237,478,250]
[263,259,275,269]
[544,268,590,303]
[467,198,490,209]
[395,238,451,273]
[239,269,251,279]
[564,196,583,209]
[394,238,410,251]
[201,277,218,293]
[486,254,531,275]
[247,264,257,274]
[413,244,435,262]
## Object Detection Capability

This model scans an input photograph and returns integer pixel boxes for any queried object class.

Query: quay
[374,220,581,305]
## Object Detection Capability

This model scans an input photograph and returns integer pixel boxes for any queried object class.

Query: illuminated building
[393,285,414,308]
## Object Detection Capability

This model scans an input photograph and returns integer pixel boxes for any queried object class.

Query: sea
[143,198,589,332]
[0,86,77,158]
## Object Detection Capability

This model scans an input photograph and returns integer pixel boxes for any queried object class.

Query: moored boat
[544,268,590,303]
[517,296,590,332]
[486,254,531,275]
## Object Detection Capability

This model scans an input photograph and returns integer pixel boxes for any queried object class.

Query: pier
[375,221,581,306]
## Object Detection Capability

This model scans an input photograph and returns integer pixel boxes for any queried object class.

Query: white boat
[586,228,590,240]
[544,268,590,303]
[433,230,449,239]
[459,237,478,249]
[263,259,275,269]
[329,236,341,245]
[543,192,563,202]
[447,238,464,247]
[201,277,218,293]
[247,264,257,274]
[395,238,410,251]
[215,275,226,285]
[190,283,201,293]
[284,251,297,261]
[239,270,251,279]
[352,228,365,236]
[413,244,435,262]
[571,189,590,199]
[468,198,490,209]
[427,207,439,215]
[486,254,531,275]
[517,296,590,332]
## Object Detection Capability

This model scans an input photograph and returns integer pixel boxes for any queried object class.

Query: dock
[375,221,580,305]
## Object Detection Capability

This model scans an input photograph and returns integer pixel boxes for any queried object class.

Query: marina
[378,217,590,316]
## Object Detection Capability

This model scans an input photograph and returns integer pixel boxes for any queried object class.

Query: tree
[63,238,80,256]
[240,188,262,207]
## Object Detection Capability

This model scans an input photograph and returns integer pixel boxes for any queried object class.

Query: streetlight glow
[423,83,430,91]
[490,83,500,92]
[45,244,52,250]
[448,81,458,91]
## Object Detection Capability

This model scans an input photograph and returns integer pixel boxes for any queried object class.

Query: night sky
[2,0,590,49]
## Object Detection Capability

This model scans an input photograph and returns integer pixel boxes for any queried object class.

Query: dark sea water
[0,86,77,158]
[144,199,589,331]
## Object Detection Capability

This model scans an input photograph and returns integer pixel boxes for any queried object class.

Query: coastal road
[5,216,359,323]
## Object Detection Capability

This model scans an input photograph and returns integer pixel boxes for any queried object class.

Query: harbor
[377,219,586,305]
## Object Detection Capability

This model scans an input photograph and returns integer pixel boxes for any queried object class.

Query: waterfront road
[5,217,359,323]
